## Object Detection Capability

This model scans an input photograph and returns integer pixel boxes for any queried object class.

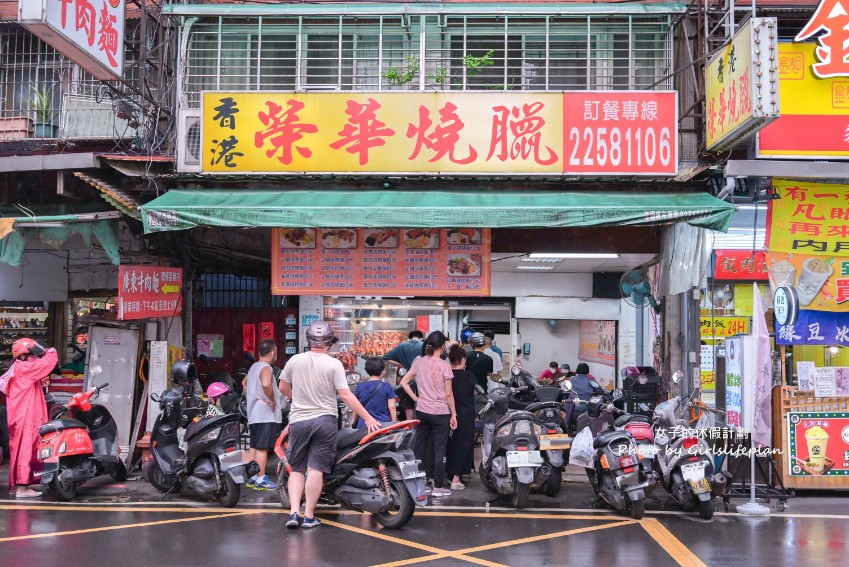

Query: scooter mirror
[90,365,103,377]
[638,374,649,385]
[511,363,522,376]
[612,388,623,400]
[671,370,684,384]
[560,380,572,392]
[198,353,209,363]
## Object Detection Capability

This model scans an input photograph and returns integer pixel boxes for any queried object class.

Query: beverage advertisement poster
[271,228,491,296]
[578,320,617,366]
[765,251,848,312]
[788,412,849,476]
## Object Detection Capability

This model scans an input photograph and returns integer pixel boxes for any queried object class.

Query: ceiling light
[520,258,562,263]
[528,253,620,259]
[516,265,556,271]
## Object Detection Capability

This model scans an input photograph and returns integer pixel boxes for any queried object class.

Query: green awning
[141,189,734,234]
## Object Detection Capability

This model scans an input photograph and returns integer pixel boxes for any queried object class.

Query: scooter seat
[495,411,535,429]
[593,429,633,449]
[614,414,651,428]
[39,418,88,436]
[336,427,369,449]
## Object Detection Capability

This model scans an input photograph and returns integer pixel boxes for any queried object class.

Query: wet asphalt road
[0,464,846,566]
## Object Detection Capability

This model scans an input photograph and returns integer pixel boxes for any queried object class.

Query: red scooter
[36,366,126,500]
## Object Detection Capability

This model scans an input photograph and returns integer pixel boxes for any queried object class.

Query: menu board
[271,228,491,296]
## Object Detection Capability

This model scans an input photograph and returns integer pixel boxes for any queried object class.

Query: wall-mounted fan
[619,269,661,313]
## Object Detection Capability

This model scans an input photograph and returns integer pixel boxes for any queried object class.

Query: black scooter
[525,386,571,497]
[274,420,426,529]
[147,386,259,507]
[478,385,545,509]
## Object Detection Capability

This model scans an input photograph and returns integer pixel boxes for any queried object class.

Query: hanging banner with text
[765,251,849,311]
[776,309,849,345]
[714,250,769,281]
[202,91,677,176]
[766,179,849,257]
[788,412,849,476]
[118,266,183,320]
[271,228,491,296]
[700,316,750,338]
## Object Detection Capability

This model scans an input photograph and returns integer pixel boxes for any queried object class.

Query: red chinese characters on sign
[118,266,183,320]
[330,98,396,165]
[255,100,318,165]
[714,250,769,281]
[56,0,120,68]
[406,102,477,164]
[487,102,557,165]
[796,0,849,78]
[708,66,752,141]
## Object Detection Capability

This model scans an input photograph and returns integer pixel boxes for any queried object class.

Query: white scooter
[652,372,727,520]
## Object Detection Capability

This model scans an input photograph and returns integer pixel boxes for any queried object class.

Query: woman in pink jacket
[1,338,58,498]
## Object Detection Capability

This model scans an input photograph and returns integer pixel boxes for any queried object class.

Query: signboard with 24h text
[202,91,677,176]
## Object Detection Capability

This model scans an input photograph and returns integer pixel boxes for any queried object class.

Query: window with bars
[198,274,289,309]
[0,26,139,140]
[181,14,672,108]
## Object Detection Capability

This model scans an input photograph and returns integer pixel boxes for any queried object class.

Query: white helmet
[306,320,334,348]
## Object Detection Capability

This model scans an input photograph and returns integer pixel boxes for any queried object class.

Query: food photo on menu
[363,229,399,248]
[322,229,358,248]
[447,228,481,245]
[404,228,439,249]
[279,228,316,249]
[448,254,481,276]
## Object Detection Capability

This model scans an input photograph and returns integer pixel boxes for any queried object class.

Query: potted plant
[30,83,58,138]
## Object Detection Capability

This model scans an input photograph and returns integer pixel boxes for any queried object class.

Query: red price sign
[563,92,678,175]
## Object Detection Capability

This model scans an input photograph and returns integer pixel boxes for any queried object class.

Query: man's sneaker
[431,488,452,498]
[246,476,257,489]
[301,517,322,529]
[253,477,278,490]
[425,480,434,494]
[286,513,302,529]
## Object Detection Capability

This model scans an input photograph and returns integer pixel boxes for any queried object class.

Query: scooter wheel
[630,498,645,519]
[147,461,176,493]
[214,473,240,508]
[276,469,291,509]
[698,498,714,520]
[512,482,530,509]
[51,469,77,501]
[110,460,128,482]
[544,467,563,497]
[373,478,415,529]
[478,462,497,494]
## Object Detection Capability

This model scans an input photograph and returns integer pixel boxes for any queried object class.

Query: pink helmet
[207,381,230,400]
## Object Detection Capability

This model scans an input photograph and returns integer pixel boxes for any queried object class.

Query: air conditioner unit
[176,107,202,173]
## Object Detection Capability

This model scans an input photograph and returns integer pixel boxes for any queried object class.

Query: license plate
[681,462,706,482]
[636,444,658,459]
[540,434,571,450]
[398,460,426,479]
[506,450,544,467]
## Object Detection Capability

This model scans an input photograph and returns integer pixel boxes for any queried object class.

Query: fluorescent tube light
[516,265,556,270]
[528,253,620,259]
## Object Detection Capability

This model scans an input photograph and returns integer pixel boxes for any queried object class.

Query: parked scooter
[568,384,649,519]
[612,409,659,496]
[652,371,727,520]
[274,420,427,529]
[525,387,570,496]
[478,385,546,509]
[36,366,126,500]
[147,360,259,507]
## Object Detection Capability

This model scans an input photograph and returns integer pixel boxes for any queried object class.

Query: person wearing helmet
[464,332,494,393]
[0,339,58,498]
[279,320,379,529]
[206,382,240,415]
[459,326,475,355]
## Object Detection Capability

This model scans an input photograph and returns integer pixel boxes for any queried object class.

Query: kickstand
[160,483,179,501]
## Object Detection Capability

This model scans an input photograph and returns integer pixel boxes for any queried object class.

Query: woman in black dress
[446,344,477,490]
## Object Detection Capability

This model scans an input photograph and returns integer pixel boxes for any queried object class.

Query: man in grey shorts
[279,320,379,529]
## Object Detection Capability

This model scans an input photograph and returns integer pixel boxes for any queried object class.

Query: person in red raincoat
[1,338,58,498]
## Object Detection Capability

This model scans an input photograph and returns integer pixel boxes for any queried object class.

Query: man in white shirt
[483,334,503,390]
[279,320,379,529]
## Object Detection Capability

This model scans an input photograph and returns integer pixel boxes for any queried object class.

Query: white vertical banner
[752,283,773,448]
[725,336,743,429]
[147,341,168,432]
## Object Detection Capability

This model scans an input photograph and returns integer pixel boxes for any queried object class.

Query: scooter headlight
[58,442,67,455]
[40,447,52,459]
[198,427,221,443]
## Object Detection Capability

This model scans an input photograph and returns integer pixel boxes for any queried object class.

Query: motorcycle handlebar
[95,382,109,391]
[478,400,494,416]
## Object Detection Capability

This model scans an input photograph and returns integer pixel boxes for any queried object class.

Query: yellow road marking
[640,518,708,567]
[0,505,243,513]
[318,518,447,554]
[455,520,635,554]
[0,511,260,543]
[414,511,624,521]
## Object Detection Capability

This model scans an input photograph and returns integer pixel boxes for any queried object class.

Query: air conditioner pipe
[715,176,736,201]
